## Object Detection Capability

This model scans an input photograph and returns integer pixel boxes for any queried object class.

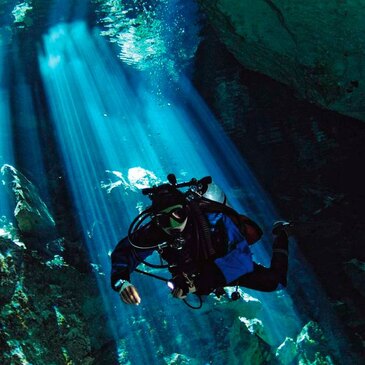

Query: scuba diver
[110,174,292,306]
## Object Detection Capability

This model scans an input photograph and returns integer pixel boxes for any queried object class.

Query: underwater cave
[0,1,364,364]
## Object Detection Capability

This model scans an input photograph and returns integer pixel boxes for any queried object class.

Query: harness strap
[189,201,215,260]
[199,199,263,244]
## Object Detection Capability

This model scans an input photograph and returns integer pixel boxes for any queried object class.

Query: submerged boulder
[198,0,365,121]
[275,337,298,365]
[1,164,55,237]
[225,316,273,365]
[163,353,198,365]
[0,236,23,305]
[274,321,336,364]
[296,321,334,364]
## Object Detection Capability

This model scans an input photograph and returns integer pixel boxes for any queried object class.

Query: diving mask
[154,204,188,234]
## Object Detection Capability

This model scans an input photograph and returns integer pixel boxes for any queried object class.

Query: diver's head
[151,187,188,235]
[154,204,188,235]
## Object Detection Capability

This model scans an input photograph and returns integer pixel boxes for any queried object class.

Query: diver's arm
[111,223,165,304]
[110,236,136,288]
[110,230,155,290]
[111,237,148,305]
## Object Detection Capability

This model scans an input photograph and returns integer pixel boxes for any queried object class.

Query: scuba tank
[200,182,263,245]
[202,181,229,206]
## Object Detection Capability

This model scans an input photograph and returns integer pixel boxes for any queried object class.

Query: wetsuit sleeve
[110,234,154,291]
[195,214,254,294]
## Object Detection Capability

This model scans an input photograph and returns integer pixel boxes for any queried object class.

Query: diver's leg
[269,229,289,286]
[230,231,289,292]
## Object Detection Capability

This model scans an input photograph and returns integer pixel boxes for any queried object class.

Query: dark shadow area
[193,24,365,358]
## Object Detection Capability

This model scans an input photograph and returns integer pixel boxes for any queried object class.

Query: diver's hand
[120,284,141,305]
[170,274,196,299]
[171,286,186,299]
[172,285,196,299]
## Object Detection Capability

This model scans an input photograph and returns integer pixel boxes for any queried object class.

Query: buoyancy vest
[198,198,263,245]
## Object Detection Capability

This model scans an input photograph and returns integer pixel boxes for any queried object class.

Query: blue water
[0,1,352,363]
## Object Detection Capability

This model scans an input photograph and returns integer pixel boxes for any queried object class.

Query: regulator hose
[189,201,215,260]
[128,208,169,268]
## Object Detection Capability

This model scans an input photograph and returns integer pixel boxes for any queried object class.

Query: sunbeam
[0,44,14,219]
[37,21,311,361]
[0,0,360,363]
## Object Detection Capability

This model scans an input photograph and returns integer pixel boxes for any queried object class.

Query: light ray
[0,45,14,219]
[38,21,344,363]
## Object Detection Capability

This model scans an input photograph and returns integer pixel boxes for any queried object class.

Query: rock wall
[1,164,55,237]
[2,0,364,363]
[193,24,365,363]
[198,0,365,121]
[0,234,116,364]
[0,166,115,364]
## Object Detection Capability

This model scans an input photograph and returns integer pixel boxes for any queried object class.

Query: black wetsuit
[111,208,288,295]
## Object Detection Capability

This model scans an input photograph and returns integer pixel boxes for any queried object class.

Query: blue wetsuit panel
[210,213,254,284]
